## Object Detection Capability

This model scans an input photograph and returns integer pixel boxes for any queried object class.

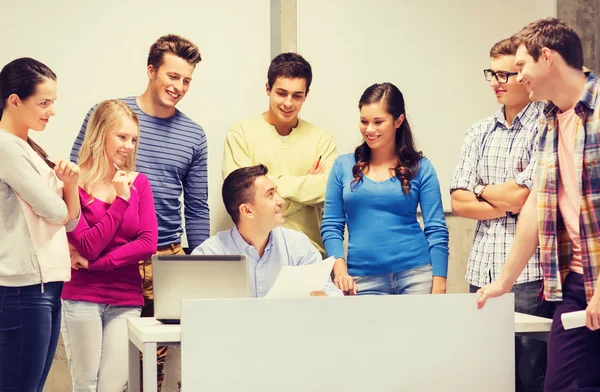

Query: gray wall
[44,1,599,391]
[558,0,600,74]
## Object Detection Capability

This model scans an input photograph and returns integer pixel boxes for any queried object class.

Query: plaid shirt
[450,101,545,288]
[537,72,600,302]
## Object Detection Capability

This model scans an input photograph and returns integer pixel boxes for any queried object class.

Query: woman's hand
[69,244,88,270]
[113,170,131,201]
[54,159,80,188]
[431,276,447,294]
[333,258,357,295]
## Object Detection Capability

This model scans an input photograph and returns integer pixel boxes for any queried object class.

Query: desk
[515,312,553,342]
[127,318,180,392]
[127,312,553,392]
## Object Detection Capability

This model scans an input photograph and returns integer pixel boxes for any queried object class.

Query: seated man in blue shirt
[192,164,342,297]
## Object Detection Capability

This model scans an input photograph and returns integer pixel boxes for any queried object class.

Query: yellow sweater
[223,114,338,254]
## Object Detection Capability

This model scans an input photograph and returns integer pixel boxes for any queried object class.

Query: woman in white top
[0,57,80,392]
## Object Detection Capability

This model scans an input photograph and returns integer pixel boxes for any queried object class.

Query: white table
[127,312,552,392]
[128,318,180,392]
[514,312,553,341]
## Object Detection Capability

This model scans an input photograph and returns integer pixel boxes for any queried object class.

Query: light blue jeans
[353,264,433,295]
[61,300,141,392]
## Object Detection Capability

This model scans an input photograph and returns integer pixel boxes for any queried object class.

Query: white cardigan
[0,130,77,288]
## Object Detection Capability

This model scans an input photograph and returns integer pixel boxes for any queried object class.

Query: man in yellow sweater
[223,53,337,254]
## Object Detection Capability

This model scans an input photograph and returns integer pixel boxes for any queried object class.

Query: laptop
[152,254,249,323]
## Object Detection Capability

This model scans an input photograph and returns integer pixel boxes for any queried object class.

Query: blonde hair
[78,100,139,196]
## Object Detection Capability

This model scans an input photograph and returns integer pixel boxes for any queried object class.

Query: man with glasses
[450,38,552,392]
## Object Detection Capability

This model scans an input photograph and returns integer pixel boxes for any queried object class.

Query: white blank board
[181,294,515,391]
[0,0,271,236]
[297,0,556,211]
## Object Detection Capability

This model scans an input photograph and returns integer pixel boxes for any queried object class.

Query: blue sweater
[321,154,449,277]
[71,97,210,249]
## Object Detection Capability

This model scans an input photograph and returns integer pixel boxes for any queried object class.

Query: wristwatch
[473,184,486,199]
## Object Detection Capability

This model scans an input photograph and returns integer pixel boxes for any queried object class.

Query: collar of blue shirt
[230,225,275,256]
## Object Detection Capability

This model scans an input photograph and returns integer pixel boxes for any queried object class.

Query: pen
[315,155,322,168]
[112,161,133,187]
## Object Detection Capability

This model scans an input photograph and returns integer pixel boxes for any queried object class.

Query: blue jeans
[471,280,554,392]
[0,282,63,392]
[354,264,433,295]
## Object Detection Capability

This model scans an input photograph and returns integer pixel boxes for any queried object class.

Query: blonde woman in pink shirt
[62,100,158,392]
[0,58,80,392]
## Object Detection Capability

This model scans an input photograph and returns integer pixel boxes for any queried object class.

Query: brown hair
[489,38,518,58]
[352,83,422,195]
[147,34,202,70]
[222,164,269,224]
[513,17,583,70]
[267,53,312,93]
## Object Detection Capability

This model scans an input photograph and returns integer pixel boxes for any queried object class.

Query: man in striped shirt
[70,34,208,391]
[478,18,600,391]
[450,38,551,392]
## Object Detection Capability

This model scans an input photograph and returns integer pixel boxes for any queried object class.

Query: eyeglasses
[483,69,518,84]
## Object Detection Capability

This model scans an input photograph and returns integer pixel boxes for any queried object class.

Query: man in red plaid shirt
[477,17,600,391]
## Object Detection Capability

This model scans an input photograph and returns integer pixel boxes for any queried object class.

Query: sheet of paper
[561,310,586,330]
[265,256,335,298]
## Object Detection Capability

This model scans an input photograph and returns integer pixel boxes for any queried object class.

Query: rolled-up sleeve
[449,123,485,193]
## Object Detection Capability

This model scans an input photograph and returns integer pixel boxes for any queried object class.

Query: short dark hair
[489,38,518,58]
[147,34,202,70]
[222,164,269,224]
[267,53,312,93]
[513,17,583,70]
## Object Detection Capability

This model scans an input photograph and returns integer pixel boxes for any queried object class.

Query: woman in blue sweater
[321,82,449,296]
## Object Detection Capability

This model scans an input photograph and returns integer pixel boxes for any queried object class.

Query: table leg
[143,342,158,392]
[128,340,141,392]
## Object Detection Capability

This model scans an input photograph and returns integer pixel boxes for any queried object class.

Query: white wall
[0,0,558,226]
[0,0,271,242]
[297,0,557,211]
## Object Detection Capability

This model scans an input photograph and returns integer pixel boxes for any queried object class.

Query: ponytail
[27,137,55,169]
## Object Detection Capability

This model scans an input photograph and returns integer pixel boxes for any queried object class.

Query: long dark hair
[0,57,57,168]
[351,82,422,194]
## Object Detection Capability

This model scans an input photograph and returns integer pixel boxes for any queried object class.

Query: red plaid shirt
[536,72,600,302]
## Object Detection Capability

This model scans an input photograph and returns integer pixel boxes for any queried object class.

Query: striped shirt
[70,96,209,249]
[537,72,600,302]
[450,101,545,288]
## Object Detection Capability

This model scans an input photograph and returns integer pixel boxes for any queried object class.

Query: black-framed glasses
[483,69,518,84]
